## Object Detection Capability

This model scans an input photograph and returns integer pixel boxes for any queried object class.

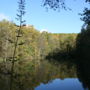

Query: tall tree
[10,0,26,90]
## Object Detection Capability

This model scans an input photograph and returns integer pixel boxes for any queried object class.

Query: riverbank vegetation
[0,20,77,62]
[0,19,90,89]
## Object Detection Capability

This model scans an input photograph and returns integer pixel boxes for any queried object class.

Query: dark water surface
[0,60,89,90]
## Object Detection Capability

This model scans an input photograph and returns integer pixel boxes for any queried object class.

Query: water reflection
[76,63,90,90]
[35,78,84,90]
[0,60,89,90]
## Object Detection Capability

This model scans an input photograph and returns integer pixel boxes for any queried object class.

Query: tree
[43,0,66,10]
[10,0,26,90]
[43,0,89,10]
[76,0,90,59]
[80,8,90,27]
[0,20,17,61]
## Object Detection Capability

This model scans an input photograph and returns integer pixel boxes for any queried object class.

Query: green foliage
[80,8,90,26]
[46,33,77,61]
[76,24,90,61]
[0,20,77,61]
[75,25,90,89]
[43,0,90,10]
[0,20,17,59]
[43,0,66,10]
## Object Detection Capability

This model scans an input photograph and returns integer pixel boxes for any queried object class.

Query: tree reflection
[0,60,77,90]
[76,62,90,90]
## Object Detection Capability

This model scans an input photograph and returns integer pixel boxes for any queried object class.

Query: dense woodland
[0,0,90,89]
[0,19,90,89]
[0,20,77,62]
[0,20,78,90]
[0,15,90,90]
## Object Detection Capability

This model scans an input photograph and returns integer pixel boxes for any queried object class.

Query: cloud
[40,29,48,32]
[0,13,10,21]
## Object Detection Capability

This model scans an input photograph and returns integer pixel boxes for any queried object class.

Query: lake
[35,78,84,90]
[0,60,89,90]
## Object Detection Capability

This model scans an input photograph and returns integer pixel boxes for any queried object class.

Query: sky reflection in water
[35,78,84,90]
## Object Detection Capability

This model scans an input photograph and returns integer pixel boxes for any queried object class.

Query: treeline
[45,23,90,89]
[0,20,90,89]
[75,24,90,89]
[0,20,77,62]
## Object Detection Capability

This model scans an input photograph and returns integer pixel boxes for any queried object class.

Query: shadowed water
[0,60,89,90]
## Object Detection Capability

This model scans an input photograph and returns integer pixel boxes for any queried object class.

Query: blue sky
[0,0,89,33]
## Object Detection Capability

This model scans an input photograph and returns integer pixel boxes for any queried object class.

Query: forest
[0,20,77,62]
[0,0,90,90]
[0,20,77,90]
[0,19,90,89]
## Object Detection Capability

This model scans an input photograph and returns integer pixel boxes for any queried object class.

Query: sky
[0,0,89,33]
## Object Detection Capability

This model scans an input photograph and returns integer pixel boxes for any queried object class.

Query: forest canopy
[0,20,77,61]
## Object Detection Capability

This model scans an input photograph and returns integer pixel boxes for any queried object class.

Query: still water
[0,60,89,90]
[35,78,84,90]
